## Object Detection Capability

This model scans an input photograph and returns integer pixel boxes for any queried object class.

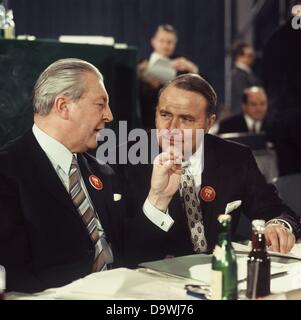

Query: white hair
[33,58,103,116]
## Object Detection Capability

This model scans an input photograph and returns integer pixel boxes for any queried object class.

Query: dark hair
[159,74,217,116]
[232,41,251,61]
[155,24,178,38]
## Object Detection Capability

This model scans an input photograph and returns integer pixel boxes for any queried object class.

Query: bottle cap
[252,219,265,232]
[0,265,5,292]
[218,214,231,223]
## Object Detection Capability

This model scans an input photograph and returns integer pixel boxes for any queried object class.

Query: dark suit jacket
[218,114,266,134]
[0,131,125,293]
[115,134,301,267]
[231,66,261,115]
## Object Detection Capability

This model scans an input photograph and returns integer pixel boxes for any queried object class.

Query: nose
[168,117,179,131]
[103,104,113,123]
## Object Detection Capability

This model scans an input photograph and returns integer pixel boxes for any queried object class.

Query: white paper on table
[34,268,199,300]
[189,257,296,285]
[232,241,301,260]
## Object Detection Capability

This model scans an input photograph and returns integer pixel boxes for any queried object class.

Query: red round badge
[200,186,216,202]
[89,175,103,190]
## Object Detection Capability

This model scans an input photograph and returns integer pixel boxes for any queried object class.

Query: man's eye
[183,117,193,122]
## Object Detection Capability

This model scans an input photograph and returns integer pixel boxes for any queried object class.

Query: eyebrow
[95,96,108,103]
[159,109,195,120]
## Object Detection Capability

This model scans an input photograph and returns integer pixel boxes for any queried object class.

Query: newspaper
[144,56,176,83]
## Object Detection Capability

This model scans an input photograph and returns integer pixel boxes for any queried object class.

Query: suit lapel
[24,131,77,215]
[77,154,110,231]
[262,119,267,132]
[240,115,249,132]
[201,135,223,248]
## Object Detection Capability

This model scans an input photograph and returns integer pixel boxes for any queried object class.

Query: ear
[53,96,70,120]
[151,37,156,49]
[206,114,216,132]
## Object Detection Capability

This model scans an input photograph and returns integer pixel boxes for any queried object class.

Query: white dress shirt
[244,114,262,133]
[143,145,204,232]
[33,124,73,190]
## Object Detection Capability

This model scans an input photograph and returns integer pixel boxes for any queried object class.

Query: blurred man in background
[219,86,268,134]
[139,24,199,129]
[231,42,261,115]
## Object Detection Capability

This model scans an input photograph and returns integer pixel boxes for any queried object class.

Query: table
[253,149,279,183]
[7,243,301,300]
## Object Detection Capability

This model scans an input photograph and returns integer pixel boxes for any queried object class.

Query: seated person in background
[139,24,199,129]
[219,86,268,134]
[0,58,125,293]
[116,74,301,267]
[231,42,261,115]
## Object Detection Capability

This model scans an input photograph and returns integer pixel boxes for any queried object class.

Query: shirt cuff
[265,219,293,232]
[143,198,174,232]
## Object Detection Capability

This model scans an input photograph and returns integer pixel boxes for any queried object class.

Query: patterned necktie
[180,167,207,253]
[69,155,111,272]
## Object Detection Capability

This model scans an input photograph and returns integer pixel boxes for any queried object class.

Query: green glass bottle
[211,214,238,300]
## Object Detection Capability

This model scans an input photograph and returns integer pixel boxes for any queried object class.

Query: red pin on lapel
[89,175,103,190]
[200,186,216,202]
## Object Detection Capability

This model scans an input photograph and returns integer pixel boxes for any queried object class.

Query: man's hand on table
[265,223,296,253]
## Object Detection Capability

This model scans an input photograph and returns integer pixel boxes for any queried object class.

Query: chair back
[273,174,301,216]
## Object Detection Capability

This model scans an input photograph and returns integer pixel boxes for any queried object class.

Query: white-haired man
[0,58,125,293]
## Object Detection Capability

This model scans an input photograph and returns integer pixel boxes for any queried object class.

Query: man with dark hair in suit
[0,58,125,293]
[231,42,261,115]
[219,86,268,134]
[117,74,301,267]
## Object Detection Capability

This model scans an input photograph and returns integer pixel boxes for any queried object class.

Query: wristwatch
[265,219,292,232]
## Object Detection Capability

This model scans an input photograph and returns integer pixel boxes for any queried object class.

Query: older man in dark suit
[116,74,301,267]
[0,59,125,293]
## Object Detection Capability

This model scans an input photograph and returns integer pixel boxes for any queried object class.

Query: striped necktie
[180,167,207,253]
[69,155,111,272]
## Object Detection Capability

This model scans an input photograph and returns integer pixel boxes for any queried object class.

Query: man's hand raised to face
[148,148,183,212]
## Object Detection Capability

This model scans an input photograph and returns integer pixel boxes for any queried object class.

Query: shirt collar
[179,144,203,189]
[190,145,203,173]
[32,124,74,175]
[235,62,252,74]
[244,114,261,133]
